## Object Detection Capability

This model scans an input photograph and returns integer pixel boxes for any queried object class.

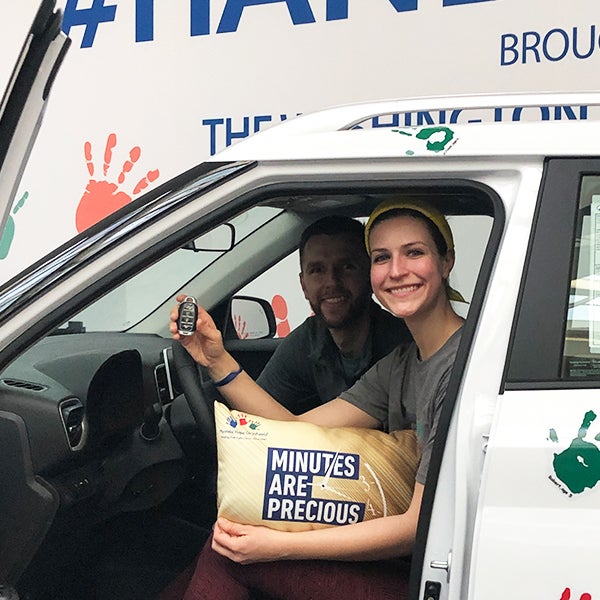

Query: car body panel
[470,390,600,598]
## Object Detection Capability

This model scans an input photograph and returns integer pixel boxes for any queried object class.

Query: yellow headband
[364,199,466,303]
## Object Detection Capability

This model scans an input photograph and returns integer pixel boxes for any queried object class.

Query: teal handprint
[0,191,28,260]
[551,410,600,494]
[415,126,455,152]
[391,125,456,155]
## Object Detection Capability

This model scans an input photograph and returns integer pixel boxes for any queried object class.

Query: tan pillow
[215,401,420,532]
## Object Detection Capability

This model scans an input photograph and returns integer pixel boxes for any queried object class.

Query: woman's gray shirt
[339,327,462,484]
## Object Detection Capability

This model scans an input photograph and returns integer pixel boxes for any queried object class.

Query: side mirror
[224,296,277,340]
[183,223,235,252]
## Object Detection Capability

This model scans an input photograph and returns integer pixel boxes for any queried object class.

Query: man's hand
[211,517,290,564]
[169,295,231,373]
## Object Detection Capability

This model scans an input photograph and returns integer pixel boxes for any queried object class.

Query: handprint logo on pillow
[75,133,160,232]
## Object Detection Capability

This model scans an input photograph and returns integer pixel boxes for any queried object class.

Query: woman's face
[369,215,453,321]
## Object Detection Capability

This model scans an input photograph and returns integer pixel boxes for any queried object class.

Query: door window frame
[506,158,600,389]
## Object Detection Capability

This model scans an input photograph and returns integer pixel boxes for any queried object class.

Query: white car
[1,4,600,600]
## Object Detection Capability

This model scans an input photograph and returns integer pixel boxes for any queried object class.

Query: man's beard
[311,292,371,330]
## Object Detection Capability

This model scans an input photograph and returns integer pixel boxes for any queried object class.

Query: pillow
[214,401,420,532]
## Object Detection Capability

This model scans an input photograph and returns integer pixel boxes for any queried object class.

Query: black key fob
[177,296,198,336]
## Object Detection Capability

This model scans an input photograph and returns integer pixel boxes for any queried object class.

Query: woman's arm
[212,483,424,564]
[170,297,379,428]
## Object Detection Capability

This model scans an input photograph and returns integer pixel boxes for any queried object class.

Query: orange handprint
[272,294,290,337]
[75,133,159,232]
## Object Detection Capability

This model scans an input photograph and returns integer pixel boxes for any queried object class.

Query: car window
[233,214,491,340]
[60,206,282,332]
[562,175,600,378]
[237,250,311,338]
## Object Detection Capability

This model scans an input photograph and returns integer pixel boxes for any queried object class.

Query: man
[256,215,412,414]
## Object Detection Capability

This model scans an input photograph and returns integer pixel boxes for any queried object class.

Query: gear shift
[140,401,162,441]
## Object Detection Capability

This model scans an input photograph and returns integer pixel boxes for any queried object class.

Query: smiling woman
[366,201,465,359]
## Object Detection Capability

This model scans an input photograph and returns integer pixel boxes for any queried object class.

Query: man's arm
[212,483,424,564]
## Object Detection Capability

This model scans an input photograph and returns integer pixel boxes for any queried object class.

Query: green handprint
[0,191,28,260]
[415,126,455,152]
[551,410,600,494]
[391,126,456,155]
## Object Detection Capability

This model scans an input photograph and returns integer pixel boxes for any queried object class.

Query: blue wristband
[213,366,243,387]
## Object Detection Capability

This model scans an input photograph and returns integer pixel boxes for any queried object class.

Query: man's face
[299,233,372,329]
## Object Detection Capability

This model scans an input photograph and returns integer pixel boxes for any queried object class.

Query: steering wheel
[171,341,220,453]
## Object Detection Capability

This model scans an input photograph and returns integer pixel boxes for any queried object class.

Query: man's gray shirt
[257,302,412,414]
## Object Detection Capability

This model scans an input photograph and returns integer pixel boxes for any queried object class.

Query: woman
[165,199,465,599]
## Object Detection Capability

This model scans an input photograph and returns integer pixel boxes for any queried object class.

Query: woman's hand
[212,518,290,565]
[169,295,233,375]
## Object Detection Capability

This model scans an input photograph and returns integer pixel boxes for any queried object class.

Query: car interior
[0,181,497,599]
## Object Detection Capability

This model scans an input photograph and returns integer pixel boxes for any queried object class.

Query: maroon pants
[173,537,410,600]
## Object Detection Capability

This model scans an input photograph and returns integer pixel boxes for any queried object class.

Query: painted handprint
[0,191,28,260]
[550,410,600,494]
[75,133,159,232]
[226,412,260,430]
[271,294,290,337]
[391,125,457,156]
[560,588,592,600]
[233,313,249,339]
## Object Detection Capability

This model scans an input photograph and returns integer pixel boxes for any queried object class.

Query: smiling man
[256,215,412,413]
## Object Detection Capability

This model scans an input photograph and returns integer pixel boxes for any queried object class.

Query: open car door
[0,0,70,257]
[0,0,69,589]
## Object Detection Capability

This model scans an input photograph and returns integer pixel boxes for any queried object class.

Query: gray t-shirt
[257,302,412,414]
[339,328,462,484]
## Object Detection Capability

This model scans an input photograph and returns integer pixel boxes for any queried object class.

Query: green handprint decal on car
[550,410,600,494]
[391,126,457,155]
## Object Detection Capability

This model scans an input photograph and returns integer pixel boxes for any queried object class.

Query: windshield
[59,206,282,332]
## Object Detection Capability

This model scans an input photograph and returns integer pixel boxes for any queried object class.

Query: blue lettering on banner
[218,0,316,34]
[191,0,210,36]
[62,0,495,47]
[262,447,364,526]
[203,105,590,155]
[203,113,300,155]
[501,25,599,66]
[62,0,117,48]
[136,0,154,42]
[443,0,493,5]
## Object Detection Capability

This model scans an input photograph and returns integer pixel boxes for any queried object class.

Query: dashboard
[0,331,195,579]
[0,333,177,472]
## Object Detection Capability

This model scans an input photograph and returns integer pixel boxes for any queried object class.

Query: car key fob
[177,296,198,336]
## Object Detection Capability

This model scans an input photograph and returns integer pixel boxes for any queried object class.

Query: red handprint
[561,588,592,600]
[272,294,290,337]
[75,133,160,232]
[233,314,249,339]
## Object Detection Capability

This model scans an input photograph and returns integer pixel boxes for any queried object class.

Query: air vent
[1,378,47,392]
[155,348,176,403]
[154,363,171,404]
[59,398,87,451]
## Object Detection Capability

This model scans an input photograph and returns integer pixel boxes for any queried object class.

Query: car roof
[214,92,600,161]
